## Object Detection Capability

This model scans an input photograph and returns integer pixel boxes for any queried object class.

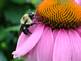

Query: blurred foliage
[0,0,41,61]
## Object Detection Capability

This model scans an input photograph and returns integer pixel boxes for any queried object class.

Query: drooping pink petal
[16,24,37,50]
[53,29,72,61]
[25,48,37,61]
[16,32,29,50]
[68,30,81,61]
[12,24,44,58]
[27,27,54,61]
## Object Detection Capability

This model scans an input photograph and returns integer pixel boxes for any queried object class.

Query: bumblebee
[20,12,35,35]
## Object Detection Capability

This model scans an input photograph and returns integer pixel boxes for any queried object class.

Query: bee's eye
[75,0,81,5]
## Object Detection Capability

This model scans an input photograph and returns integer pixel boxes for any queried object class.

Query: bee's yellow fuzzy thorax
[36,0,81,28]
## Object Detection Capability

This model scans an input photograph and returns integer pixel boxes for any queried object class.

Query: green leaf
[4,5,35,25]
[12,58,24,61]
[0,0,5,10]
[4,9,24,25]
[0,51,7,61]
[0,26,19,41]
[11,0,27,4]
[5,26,20,32]
[31,0,41,6]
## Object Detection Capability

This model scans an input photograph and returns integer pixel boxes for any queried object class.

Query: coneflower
[12,0,81,61]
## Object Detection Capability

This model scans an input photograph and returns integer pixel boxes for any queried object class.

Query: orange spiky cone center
[36,0,81,29]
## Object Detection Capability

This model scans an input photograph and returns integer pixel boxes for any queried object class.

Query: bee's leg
[27,30,32,34]
[30,23,34,26]
[30,23,37,26]
[23,29,32,35]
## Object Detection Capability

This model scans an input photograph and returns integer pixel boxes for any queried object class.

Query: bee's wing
[20,16,24,24]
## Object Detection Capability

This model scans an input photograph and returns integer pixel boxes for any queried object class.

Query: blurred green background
[0,0,41,61]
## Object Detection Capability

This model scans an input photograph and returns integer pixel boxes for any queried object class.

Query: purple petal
[53,29,59,41]
[27,27,54,61]
[16,24,37,50]
[53,29,72,61]
[12,24,44,58]
[36,27,54,61]
[68,30,81,61]
[75,0,81,5]
[75,27,81,37]
[16,32,29,50]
